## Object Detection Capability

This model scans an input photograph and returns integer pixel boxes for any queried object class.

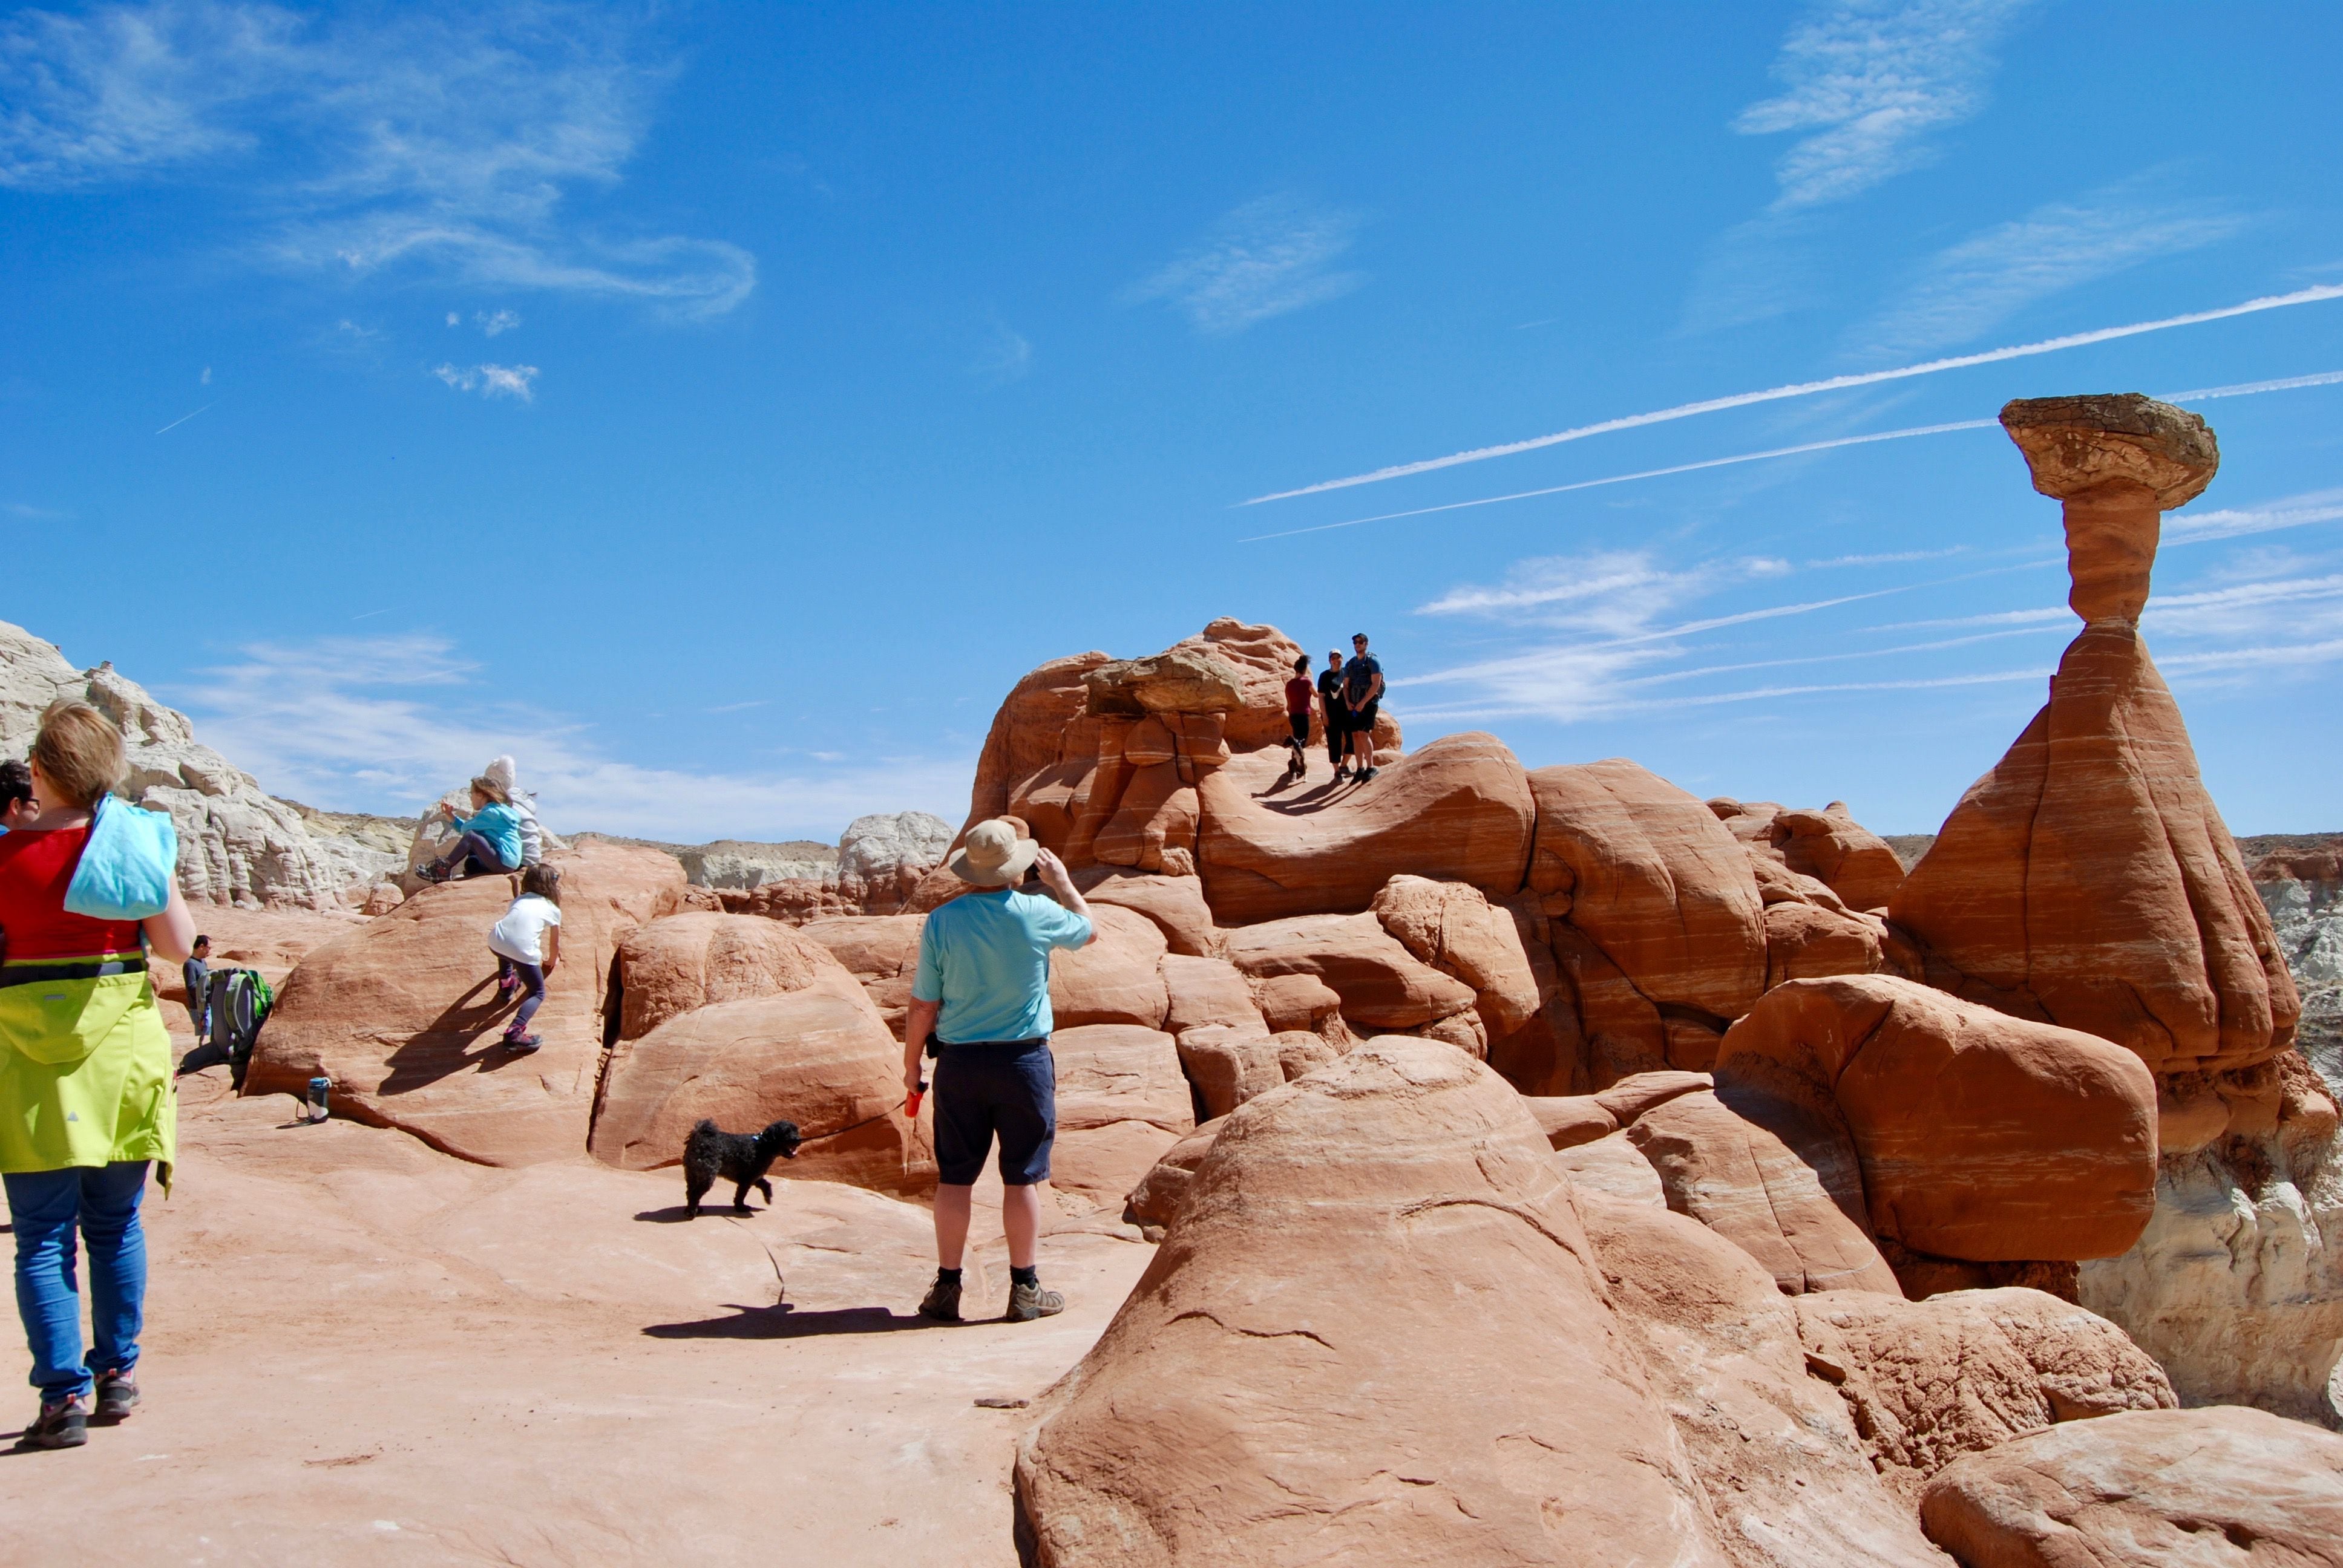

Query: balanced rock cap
[1999,394,2218,509]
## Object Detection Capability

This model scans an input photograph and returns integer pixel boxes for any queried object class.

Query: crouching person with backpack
[0,702,194,1449]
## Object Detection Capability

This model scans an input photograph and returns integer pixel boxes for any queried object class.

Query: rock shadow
[375,977,531,1096]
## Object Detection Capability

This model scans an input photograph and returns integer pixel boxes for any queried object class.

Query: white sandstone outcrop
[1,619,401,909]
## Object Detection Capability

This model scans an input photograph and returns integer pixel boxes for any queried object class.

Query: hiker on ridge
[1317,650,1351,780]
[416,776,524,883]
[1343,632,1386,783]
[0,701,194,1450]
[902,819,1093,1325]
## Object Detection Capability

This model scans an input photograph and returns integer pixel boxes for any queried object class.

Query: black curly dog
[683,1117,802,1218]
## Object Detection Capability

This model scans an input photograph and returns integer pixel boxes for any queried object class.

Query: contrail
[1239,420,1996,542]
[1243,283,2343,505]
[1240,367,2343,543]
[154,403,213,434]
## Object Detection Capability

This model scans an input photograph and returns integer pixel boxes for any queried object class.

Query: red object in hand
[906,1084,927,1118]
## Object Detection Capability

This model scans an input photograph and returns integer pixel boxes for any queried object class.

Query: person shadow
[375,975,530,1096]
[641,1303,937,1339]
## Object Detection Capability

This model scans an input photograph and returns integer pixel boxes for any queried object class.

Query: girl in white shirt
[488,863,562,1053]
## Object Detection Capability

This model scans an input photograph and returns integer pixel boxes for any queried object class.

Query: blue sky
[4,1,2339,840]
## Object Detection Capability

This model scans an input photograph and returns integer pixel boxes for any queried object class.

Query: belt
[937,1035,1047,1050]
[0,955,148,990]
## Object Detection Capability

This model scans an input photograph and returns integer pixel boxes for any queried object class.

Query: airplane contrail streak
[1242,283,2343,505]
[154,403,213,434]
[1239,367,2343,542]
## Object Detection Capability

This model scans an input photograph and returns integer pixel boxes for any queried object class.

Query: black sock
[936,1267,962,1285]
[1010,1264,1038,1287]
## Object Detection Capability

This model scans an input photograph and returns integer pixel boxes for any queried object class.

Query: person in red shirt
[1279,654,1314,787]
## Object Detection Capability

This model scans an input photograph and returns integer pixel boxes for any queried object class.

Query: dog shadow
[631,1204,762,1224]
[641,1303,936,1339]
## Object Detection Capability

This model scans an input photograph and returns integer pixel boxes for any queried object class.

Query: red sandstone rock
[1196,732,1534,925]
[1764,900,1894,988]
[1222,911,1478,1031]
[1593,1069,1714,1126]
[796,913,923,1039]
[588,985,931,1196]
[1159,953,1263,1037]
[1919,1405,2343,1568]
[958,652,1115,843]
[1044,1024,1194,1212]
[1369,874,1539,1037]
[2001,393,2218,624]
[614,911,833,1039]
[1047,904,1170,1030]
[1522,1095,1618,1149]
[247,842,687,1166]
[1077,870,1219,956]
[1626,1089,1903,1296]
[1579,1193,1951,1566]
[1717,976,2157,1262]
[1172,1025,1338,1122]
[1529,760,1766,1047]
[1714,799,1906,913]
[1555,1133,1667,1209]
[1121,1114,1225,1237]
[1164,618,1400,757]
[1797,1286,2178,1505]
[1014,1037,1738,1566]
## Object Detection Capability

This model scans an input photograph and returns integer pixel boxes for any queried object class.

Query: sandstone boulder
[1045,1024,1193,1210]
[1626,1089,1902,1296]
[1196,732,1533,925]
[1919,1405,2343,1567]
[1579,1193,1949,1566]
[1713,798,1906,912]
[1369,874,1540,1036]
[1014,1037,1737,1565]
[1078,871,1219,956]
[1173,1026,1338,1122]
[614,912,834,1039]
[1122,1115,1225,1237]
[1555,1132,1666,1209]
[588,981,930,1197]
[1715,976,2158,1261]
[247,842,688,1165]
[1523,1096,1618,1150]
[1159,954,1265,1037]
[1049,904,1170,1029]
[796,913,924,1039]
[1795,1287,2177,1503]
[1222,912,1478,1032]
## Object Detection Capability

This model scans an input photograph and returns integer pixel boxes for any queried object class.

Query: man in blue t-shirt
[903,817,1093,1324]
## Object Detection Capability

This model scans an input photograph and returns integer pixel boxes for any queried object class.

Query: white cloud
[433,361,537,400]
[447,311,462,326]
[1129,195,1365,335]
[0,1,754,316]
[1858,178,2244,357]
[972,322,1032,383]
[199,364,211,384]
[474,308,520,336]
[2166,487,2343,547]
[172,632,974,840]
[1735,0,2033,211]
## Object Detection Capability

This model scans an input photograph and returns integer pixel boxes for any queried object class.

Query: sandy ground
[0,1070,1153,1566]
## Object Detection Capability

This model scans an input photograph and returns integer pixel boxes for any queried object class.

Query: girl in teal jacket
[416,777,525,882]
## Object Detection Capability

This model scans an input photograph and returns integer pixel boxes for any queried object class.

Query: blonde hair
[469,776,510,805]
[32,700,124,809]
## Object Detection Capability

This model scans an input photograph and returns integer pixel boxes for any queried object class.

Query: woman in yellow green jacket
[0,702,193,1451]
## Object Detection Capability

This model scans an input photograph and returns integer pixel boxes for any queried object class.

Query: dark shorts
[933,1040,1056,1186]
[1348,698,1380,732]
[1287,714,1311,744]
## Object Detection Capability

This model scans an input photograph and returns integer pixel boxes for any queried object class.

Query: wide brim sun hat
[947,818,1041,886]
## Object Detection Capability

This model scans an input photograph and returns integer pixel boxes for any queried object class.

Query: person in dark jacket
[1316,651,1351,779]
[181,935,212,1040]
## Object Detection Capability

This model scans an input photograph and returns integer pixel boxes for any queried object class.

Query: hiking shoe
[917,1273,963,1322]
[21,1396,87,1449]
[1008,1281,1065,1322]
[94,1373,139,1423]
[1360,766,1380,782]
[502,1034,542,1053]
[414,864,447,884]
[497,975,518,997]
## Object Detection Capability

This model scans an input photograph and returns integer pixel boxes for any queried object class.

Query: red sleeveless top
[0,826,145,963]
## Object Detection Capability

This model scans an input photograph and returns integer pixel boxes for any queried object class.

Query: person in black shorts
[1317,650,1351,778]
[1343,632,1386,783]
[1279,655,1313,785]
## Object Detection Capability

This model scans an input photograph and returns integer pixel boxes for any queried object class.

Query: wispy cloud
[972,321,1033,384]
[475,308,520,336]
[174,632,972,839]
[0,1,753,316]
[433,361,538,401]
[1129,195,1365,335]
[1857,178,2244,358]
[1735,0,2033,211]
[2166,487,2343,547]
[1245,284,2343,503]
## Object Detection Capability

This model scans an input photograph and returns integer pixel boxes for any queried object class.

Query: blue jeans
[497,955,545,1034]
[5,1162,149,1406]
[441,831,513,877]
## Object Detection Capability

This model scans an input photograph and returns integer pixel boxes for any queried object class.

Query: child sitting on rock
[418,777,525,883]
[487,863,562,1053]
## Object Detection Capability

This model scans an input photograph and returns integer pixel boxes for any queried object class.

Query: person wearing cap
[902,818,1093,1324]
[1342,632,1386,783]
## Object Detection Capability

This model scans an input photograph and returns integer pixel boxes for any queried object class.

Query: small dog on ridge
[683,1117,802,1218]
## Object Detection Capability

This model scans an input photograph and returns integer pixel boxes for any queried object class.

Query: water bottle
[306,1076,331,1123]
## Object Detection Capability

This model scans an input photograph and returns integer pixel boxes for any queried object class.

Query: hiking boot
[917,1272,963,1322]
[94,1373,139,1423]
[497,975,519,998]
[414,863,448,884]
[502,1034,542,1053]
[21,1395,87,1449]
[1007,1280,1065,1322]
[1360,766,1380,782]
